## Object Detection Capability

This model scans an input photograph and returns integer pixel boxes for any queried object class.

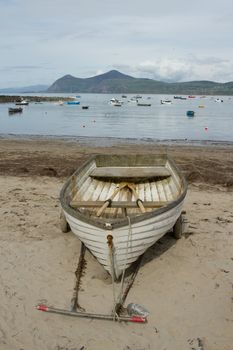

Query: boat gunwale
[60,154,187,230]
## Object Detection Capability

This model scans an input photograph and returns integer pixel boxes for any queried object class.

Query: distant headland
[1,70,233,95]
[47,70,233,95]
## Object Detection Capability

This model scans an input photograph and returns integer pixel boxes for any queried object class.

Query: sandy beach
[0,137,232,350]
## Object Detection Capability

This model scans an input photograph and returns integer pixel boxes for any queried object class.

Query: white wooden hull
[60,154,187,279]
[64,200,184,278]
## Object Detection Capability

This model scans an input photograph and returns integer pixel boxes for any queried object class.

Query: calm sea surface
[0,93,232,141]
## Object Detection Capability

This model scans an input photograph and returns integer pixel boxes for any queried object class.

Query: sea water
[0,93,232,142]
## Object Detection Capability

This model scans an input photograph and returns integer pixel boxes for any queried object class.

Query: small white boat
[214,98,223,103]
[128,98,137,103]
[54,100,64,106]
[109,98,123,106]
[160,100,172,105]
[60,154,187,280]
[15,99,29,106]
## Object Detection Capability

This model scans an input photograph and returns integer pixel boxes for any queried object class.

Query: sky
[0,0,233,88]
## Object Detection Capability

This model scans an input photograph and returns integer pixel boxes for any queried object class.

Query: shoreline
[0,136,232,188]
[0,95,74,103]
[1,133,233,148]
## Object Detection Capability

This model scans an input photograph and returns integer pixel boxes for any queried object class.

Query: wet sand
[0,137,232,350]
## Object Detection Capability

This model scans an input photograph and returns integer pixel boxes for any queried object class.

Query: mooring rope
[108,235,118,320]
[116,215,133,311]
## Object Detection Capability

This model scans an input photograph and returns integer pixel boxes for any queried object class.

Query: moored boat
[173,96,187,100]
[8,107,23,114]
[137,103,151,107]
[160,99,172,105]
[60,154,187,279]
[186,110,195,117]
[109,98,123,106]
[66,101,80,105]
[15,99,29,105]
[112,102,122,107]
[128,98,137,104]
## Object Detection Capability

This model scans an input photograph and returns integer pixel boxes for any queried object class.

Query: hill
[47,70,233,95]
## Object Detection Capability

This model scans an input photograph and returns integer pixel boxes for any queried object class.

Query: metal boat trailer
[36,242,147,323]
[36,210,187,323]
[36,305,146,323]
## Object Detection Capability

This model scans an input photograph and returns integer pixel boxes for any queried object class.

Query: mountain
[47,70,135,93]
[47,70,233,95]
[0,84,49,93]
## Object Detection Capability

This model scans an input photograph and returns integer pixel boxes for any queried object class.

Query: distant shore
[0,95,74,103]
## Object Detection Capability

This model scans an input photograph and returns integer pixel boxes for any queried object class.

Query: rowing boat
[60,154,187,279]
[8,107,23,114]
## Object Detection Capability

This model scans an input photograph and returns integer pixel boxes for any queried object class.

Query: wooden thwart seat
[90,166,171,179]
[70,200,169,209]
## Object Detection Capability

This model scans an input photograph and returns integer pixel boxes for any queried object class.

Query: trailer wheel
[60,210,70,233]
[172,214,183,239]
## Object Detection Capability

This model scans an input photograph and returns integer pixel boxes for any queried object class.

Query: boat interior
[67,155,184,220]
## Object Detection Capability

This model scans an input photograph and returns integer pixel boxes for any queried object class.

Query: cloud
[114,56,233,82]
